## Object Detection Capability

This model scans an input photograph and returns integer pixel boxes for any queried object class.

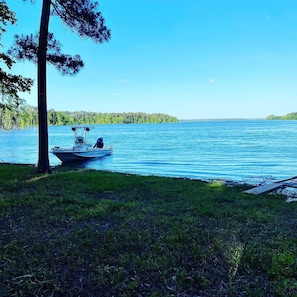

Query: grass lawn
[0,163,296,296]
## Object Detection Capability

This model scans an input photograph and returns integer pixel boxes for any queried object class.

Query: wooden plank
[282,182,297,188]
[244,182,285,195]
[274,176,297,183]
[243,176,297,195]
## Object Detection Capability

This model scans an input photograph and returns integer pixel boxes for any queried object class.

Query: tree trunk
[37,0,51,173]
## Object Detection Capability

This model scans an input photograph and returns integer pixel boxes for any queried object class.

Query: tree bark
[37,0,51,173]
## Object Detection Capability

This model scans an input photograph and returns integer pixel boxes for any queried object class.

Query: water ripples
[1,120,297,182]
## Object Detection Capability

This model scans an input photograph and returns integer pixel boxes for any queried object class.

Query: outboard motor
[94,137,104,148]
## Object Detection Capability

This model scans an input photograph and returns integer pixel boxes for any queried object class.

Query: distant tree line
[266,112,297,120]
[0,104,178,129]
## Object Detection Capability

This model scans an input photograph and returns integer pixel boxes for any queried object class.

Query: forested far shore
[0,105,179,129]
[266,112,297,120]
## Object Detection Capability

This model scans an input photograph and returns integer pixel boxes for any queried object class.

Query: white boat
[51,126,113,162]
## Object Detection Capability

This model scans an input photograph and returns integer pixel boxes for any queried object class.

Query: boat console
[74,136,85,148]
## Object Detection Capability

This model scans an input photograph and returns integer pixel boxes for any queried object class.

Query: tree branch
[52,0,111,43]
[9,33,84,75]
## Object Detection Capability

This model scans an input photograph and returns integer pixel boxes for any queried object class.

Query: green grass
[0,164,296,296]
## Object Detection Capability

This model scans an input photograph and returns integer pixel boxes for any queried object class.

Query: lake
[1,120,297,183]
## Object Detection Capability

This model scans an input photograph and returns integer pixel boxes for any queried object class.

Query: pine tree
[9,0,111,173]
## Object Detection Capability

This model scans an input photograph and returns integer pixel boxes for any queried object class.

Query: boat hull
[51,148,112,162]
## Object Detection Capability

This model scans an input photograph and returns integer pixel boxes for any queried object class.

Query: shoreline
[1,161,257,185]
[4,162,297,197]
[4,162,297,200]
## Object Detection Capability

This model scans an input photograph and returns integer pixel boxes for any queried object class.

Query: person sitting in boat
[94,137,104,148]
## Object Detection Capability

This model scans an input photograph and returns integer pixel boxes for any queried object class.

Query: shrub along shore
[0,163,296,296]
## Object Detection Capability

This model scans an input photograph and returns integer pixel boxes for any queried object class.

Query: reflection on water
[1,120,297,182]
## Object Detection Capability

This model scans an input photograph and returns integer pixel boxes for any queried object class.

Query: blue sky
[3,0,297,119]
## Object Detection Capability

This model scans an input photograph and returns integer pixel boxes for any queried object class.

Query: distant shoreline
[179,118,265,122]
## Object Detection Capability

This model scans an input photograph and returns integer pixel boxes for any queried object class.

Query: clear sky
[3,0,297,119]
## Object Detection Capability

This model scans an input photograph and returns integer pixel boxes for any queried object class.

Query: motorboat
[51,126,113,162]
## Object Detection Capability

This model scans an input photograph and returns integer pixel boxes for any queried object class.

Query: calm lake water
[1,120,297,183]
